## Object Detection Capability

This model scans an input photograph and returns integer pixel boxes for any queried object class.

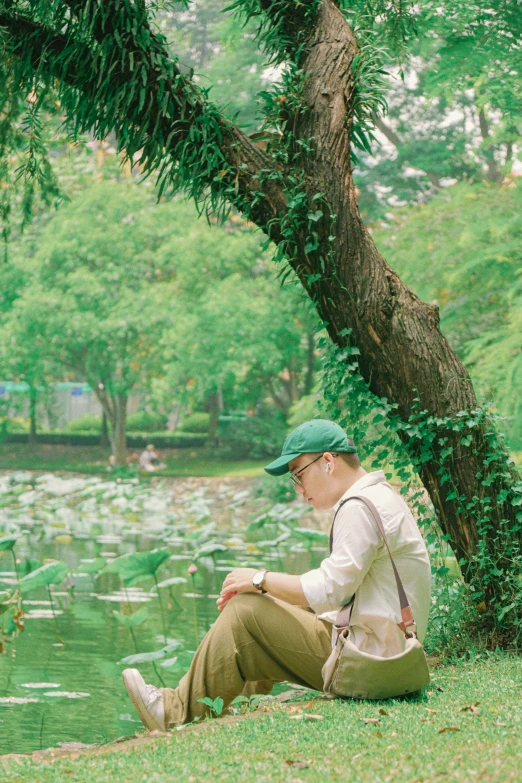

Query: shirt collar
[332,470,387,512]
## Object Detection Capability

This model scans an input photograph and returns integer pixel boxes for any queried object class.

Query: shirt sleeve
[300,501,381,615]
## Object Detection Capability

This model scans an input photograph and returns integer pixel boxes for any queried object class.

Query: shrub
[177,412,210,433]
[126,411,168,432]
[253,474,295,504]
[217,407,286,460]
[5,431,206,447]
[4,417,30,433]
[66,414,102,433]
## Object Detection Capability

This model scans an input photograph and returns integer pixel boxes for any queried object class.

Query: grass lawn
[0,443,267,478]
[2,656,521,782]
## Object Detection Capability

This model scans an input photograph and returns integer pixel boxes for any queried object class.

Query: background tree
[6,181,177,463]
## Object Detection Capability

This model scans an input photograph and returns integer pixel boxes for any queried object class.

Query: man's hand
[216,568,310,611]
[216,568,258,611]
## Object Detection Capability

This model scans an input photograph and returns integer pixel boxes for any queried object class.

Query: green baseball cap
[264,419,357,476]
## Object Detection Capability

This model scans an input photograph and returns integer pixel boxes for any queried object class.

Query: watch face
[253,571,264,587]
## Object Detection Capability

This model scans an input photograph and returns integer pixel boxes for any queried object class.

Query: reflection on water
[0,472,326,754]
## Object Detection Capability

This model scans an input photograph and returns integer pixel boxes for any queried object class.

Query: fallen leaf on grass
[375,732,382,738]
[425,708,438,714]
[439,727,460,734]
[284,761,309,769]
[378,708,388,716]
[361,718,380,724]
[495,721,507,727]
[460,702,481,715]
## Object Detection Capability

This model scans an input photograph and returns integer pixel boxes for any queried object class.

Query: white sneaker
[122,668,166,732]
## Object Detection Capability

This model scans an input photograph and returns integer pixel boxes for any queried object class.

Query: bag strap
[330,495,416,636]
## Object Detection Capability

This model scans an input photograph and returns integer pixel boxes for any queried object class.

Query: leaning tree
[1,0,521,634]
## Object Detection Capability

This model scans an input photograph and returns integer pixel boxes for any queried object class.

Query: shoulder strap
[330,494,415,635]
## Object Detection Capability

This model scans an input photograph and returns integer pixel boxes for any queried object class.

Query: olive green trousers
[162,592,332,727]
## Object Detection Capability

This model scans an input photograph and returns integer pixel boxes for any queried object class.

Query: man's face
[288,452,337,510]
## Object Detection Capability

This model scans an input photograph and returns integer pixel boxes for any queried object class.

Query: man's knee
[225,592,266,633]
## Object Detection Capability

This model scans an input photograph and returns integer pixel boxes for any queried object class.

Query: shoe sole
[122,669,165,732]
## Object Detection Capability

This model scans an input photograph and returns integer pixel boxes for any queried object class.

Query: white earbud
[326,463,332,473]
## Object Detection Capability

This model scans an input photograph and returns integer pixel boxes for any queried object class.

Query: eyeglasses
[289,453,337,486]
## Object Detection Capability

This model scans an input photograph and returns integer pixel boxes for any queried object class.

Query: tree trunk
[93,384,128,465]
[278,0,521,579]
[478,108,502,183]
[109,393,128,465]
[28,386,37,444]
[304,332,316,395]
[100,411,110,447]
[206,391,221,444]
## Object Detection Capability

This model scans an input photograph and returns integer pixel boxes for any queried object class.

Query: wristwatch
[252,569,269,594]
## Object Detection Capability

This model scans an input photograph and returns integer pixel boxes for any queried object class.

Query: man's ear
[323,452,335,472]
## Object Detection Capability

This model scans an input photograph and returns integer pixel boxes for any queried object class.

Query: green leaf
[292,528,329,543]
[103,548,170,582]
[154,577,188,590]
[119,640,183,665]
[18,561,69,596]
[0,535,18,552]
[194,542,228,559]
[74,558,107,576]
[112,606,149,629]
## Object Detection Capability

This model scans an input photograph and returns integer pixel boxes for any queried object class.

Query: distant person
[106,454,117,472]
[122,419,431,731]
[139,444,165,472]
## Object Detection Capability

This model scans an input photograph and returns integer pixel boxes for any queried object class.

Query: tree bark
[2,1,520,598]
[100,411,110,447]
[93,384,128,465]
[478,108,502,183]
[304,332,316,395]
[109,393,128,466]
[206,391,222,444]
[28,385,37,444]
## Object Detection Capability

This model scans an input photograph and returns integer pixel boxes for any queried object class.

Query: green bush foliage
[66,414,102,433]
[126,411,168,432]
[177,412,210,433]
[4,417,29,433]
[218,407,286,460]
[5,432,206,448]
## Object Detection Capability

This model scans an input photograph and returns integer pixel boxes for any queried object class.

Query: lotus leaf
[112,606,149,628]
[194,542,228,559]
[104,548,170,583]
[18,561,69,596]
[292,527,329,543]
[119,640,183,665]
[0,535,18,552]
[154,577,188,589]
[74,558,107,576]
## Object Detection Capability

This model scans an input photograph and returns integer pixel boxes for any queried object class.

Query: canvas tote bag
[322,495,430,700]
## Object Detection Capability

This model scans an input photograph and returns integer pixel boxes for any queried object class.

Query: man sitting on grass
[122,419,431,731]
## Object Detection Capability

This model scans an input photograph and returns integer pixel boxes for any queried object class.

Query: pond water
[0,471,327,755]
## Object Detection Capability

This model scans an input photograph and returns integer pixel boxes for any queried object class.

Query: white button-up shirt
[300,471,431,656]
